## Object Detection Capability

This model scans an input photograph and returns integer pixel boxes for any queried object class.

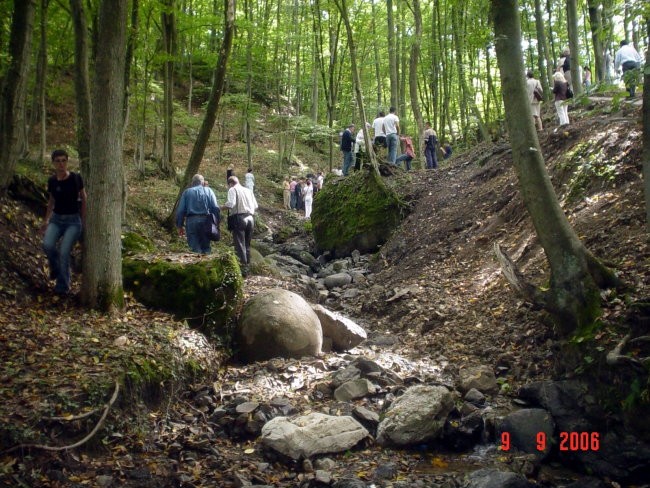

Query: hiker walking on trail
[340,124,356,176]
[176,174,220,255]
[615,40,643,98]
[41,149,86,295]
[423,122,438,169]
[526,70,544,131]
[552,71,570,127]
[223,176,258,273]
[383,107,400,165]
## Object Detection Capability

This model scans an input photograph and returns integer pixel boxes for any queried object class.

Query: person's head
[227,176,239,187]
[247,168,253,173]
[425,121,431,128]
[203,180,209,187]
[191,174,205,187]
[553,71,566,82]
[389,106,396,114]
[51,149,69,163]
[620,40,629,47]
[526,70,534,79]
[348,123,355,132]
[378,111,385,117]
[562,47,570,56]
[306,179,312,186]
[583,66,590,71]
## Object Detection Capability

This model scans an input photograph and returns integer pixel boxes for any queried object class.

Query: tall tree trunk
[34,0,49,161]
[533,0,551,96]
[490,0,618,334]
[409,0,424,161]
[566,0,582,94]
[168,0,235,225]
[161,0,176,176]
[371,0,382,108]
[82,0,128,311]
[311,26,319,122]
[643,19,650,231]
[70,0,92,176]
[387,0,398,110]
[586,0,605,82]
[333,0,379,178]
[0,0,36,192]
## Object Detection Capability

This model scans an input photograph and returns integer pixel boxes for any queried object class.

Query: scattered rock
[260,412,370,460]
[377,384,455,446]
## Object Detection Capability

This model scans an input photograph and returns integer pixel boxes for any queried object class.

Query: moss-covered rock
[312,167,405,256]
[122,231,156,254]
[123,248,243,335]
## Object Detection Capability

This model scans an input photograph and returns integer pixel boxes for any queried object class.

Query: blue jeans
[395,154,413,170]
[386,133,399,164]
[186,215,211,254]
[342,151,354,176]
[43,213,82,293]
[425,146,438,169]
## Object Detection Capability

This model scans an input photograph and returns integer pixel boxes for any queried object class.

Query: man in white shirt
[372,111,386,149]
[614,40,643,97]
[382,106,400,164]
[244,168,255,193]
[223,176,258,273]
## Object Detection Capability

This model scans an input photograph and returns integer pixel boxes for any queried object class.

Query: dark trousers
[425,146,438,169]
[232,214,254,265]
[622,60,640,96]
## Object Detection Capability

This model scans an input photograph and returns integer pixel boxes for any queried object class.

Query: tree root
[606,334,650,370]
[1,380,120,454]
[494,243,546,307]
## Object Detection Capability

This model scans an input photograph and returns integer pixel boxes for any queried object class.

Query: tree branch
[1,380,120,454]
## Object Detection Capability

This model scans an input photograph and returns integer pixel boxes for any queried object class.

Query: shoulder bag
[202,188,221,241]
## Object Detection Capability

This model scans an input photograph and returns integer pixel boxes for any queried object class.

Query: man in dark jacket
[340,124,355,176]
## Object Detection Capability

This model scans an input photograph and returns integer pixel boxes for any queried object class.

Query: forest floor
[0,95,648,487]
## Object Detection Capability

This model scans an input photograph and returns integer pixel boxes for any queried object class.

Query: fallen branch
[606,335,650,369]
[45,407,102,422]
[1,380,120,454]
[494,243,545,306]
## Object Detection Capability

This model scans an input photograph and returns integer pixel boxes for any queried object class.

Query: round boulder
[238,288,322,362]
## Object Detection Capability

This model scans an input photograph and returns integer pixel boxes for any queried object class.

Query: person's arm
[176,192,187,234]
[223,187,236,209]
[79,188,87,226]
[41,194,54,234]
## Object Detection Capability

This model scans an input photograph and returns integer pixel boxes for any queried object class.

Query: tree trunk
[566,0,582,94]
[161,0,176,176]
[70,0,92,176]
[0,0,36,192]
[491,0,619,334]
[533,0,551,97]
[409,0,424,162]
[643,16,650,232]
[387,0,398,110]
[586,0,605,82]
[168,0,235,226]
[82,0,128,312]
[371,0,382,108]
[34,0,49,161]
[333,0,379,176]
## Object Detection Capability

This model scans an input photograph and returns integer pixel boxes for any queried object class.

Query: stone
[324,272,353,289]
[312,305,367,351]
[333,379,377,401]
[238,289,322,362]
[464,388,486,406]
[260,412,370,460]
[458,365,498,394]
[498,408,554,459]
[465,468,532,488]
[376,384,455,446]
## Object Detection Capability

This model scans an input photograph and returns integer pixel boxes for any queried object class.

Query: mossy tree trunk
[491,0,619,335]
[81,0,128,312]
[0,0,35,192]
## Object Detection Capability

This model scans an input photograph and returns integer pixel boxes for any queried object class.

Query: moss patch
[122,231,156,254]
[312,167,406,256]
[122,248,243,336]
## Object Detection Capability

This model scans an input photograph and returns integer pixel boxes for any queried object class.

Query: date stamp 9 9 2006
[500,431,601,452]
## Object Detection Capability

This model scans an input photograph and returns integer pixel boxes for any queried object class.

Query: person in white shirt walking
[302,179,314,219]
[382,107,400,164]
[372,111,386,150]
[614,40,643,98]
[223,176,258,273]
[244,168,255,193]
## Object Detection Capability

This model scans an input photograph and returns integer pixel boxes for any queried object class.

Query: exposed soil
[0,98,648,487]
